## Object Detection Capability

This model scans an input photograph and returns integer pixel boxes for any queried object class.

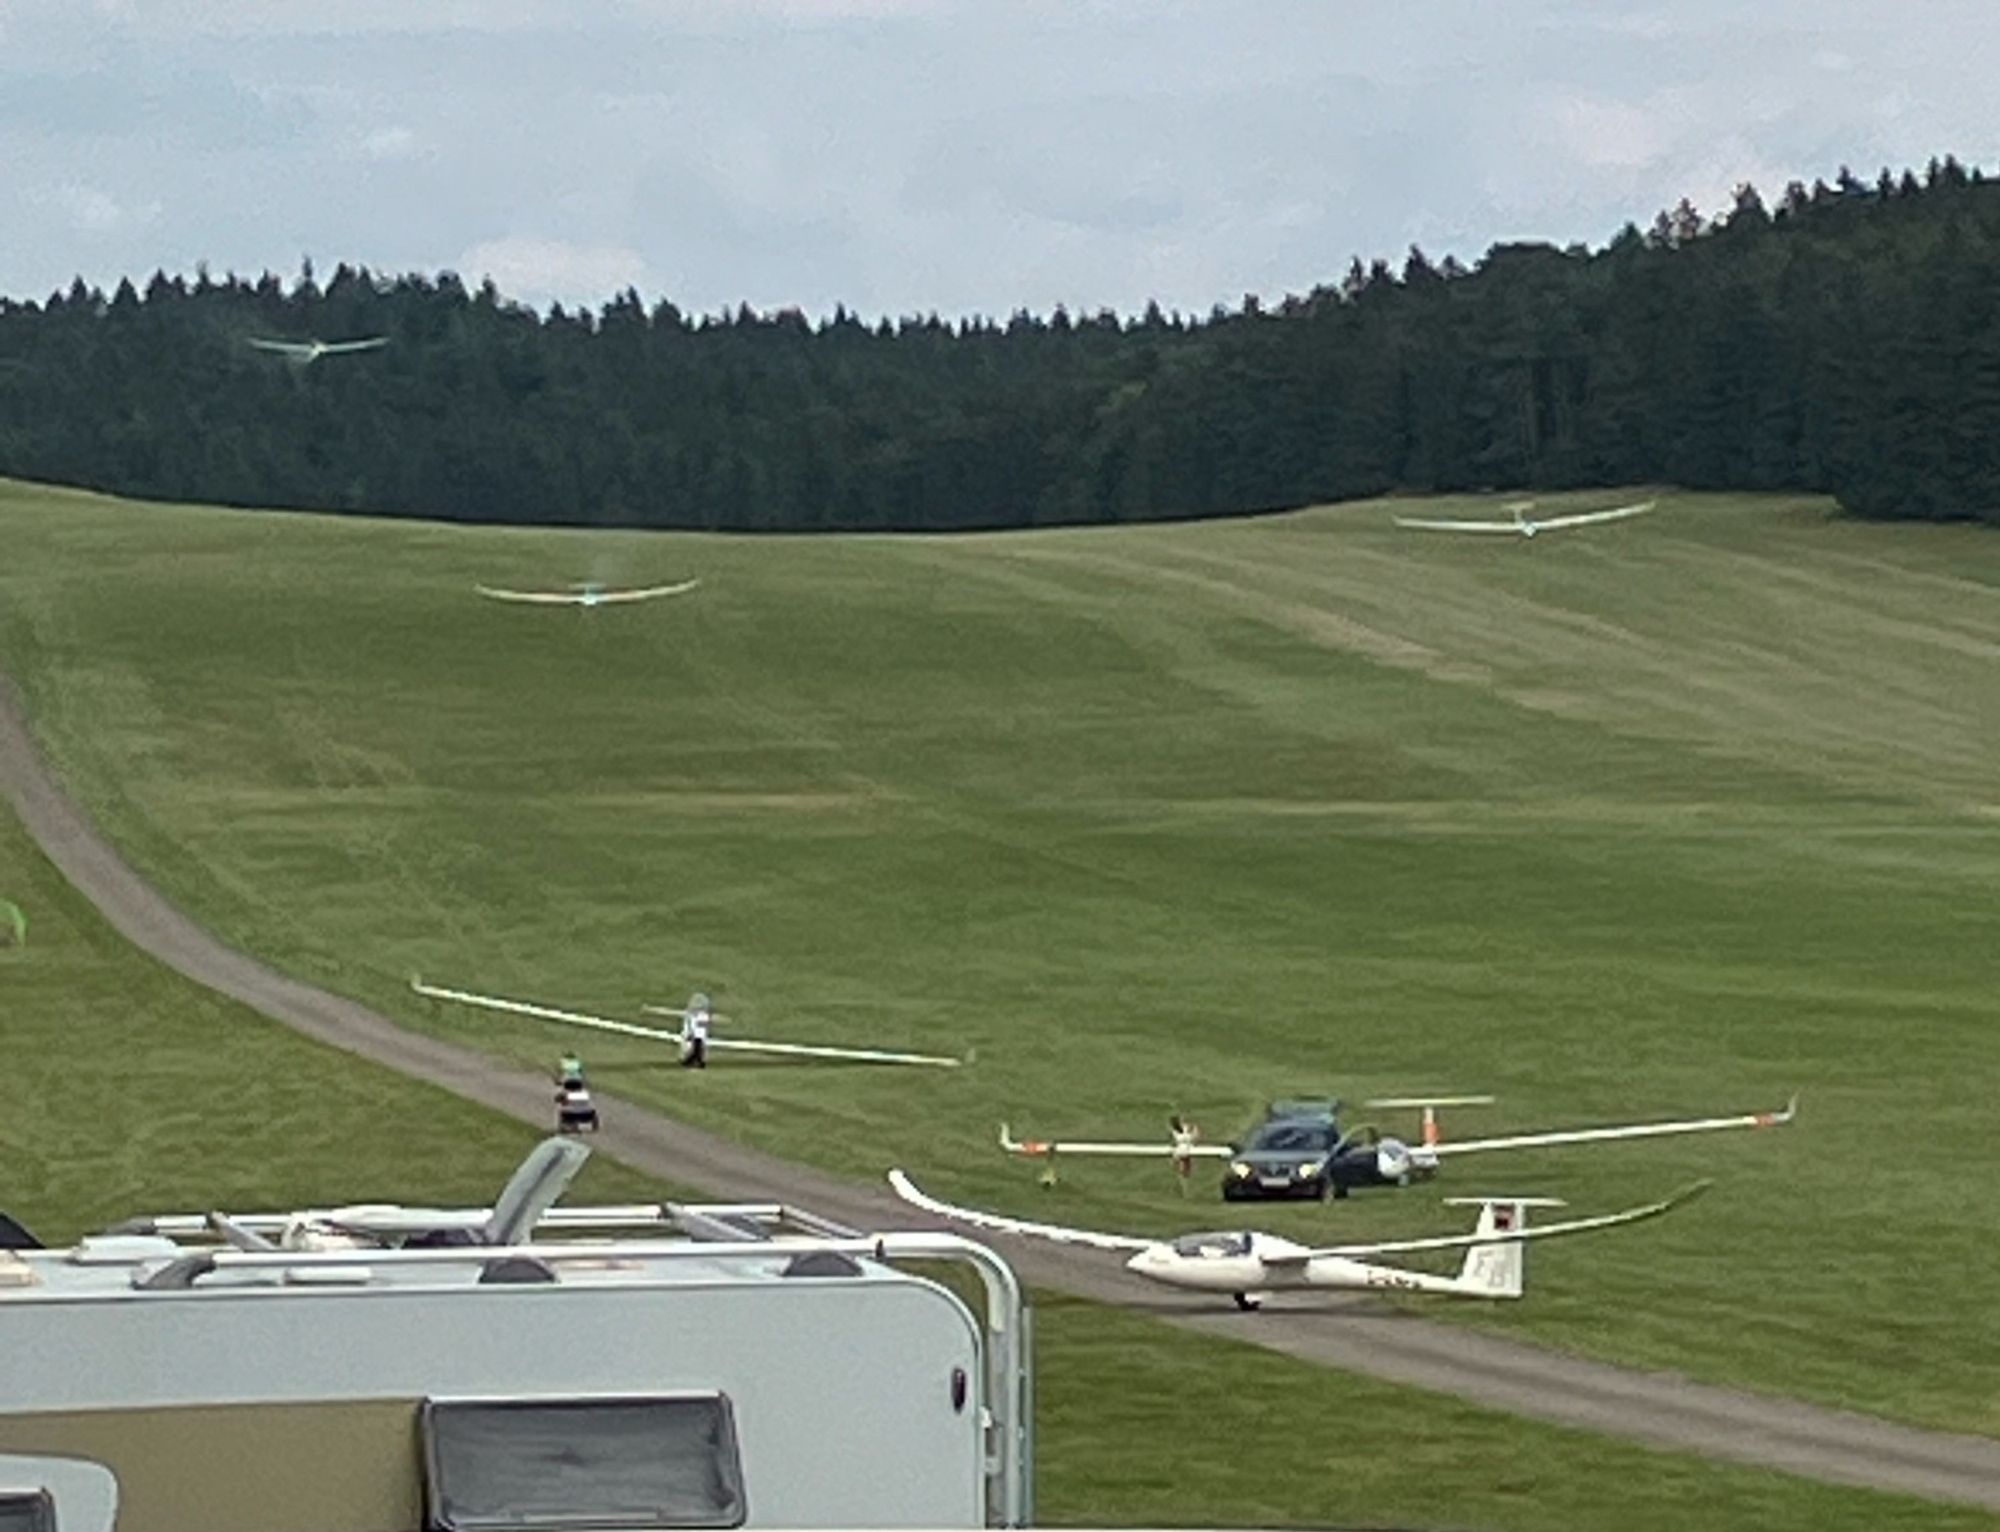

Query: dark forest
[2,157,1994,530]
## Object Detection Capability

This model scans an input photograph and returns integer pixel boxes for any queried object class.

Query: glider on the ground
[411,978,964,1068]
[245,335,390,363]
[474,579,701,608]
[1002,1093,1796,1200]
[1393,498,1657,537]
[890,1168,1704,1309]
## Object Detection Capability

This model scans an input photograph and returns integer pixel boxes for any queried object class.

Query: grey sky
[1,1,1992,319]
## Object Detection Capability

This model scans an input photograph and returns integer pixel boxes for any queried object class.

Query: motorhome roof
[0,1199,911,1302]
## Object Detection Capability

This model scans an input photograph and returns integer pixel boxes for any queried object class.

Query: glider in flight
[246,336,390,363]
[890,1169,1704,1309]
[1393,498,1657,537]
[474,579,702,608]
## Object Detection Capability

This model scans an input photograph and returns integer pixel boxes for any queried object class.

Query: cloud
[1548,94,1671,171]
[361,124,418,160]
[2,3,1998,321]
[0,64,299,148]
[84,0,561,38]
[52,183,158,233]
[458,235,649,307]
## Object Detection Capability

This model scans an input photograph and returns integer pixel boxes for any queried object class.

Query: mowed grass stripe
[0,480,1995,1438]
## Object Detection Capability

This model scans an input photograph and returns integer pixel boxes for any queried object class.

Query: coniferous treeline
[1,156,1996,530]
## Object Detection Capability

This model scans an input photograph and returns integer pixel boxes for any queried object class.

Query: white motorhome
[0,1141,1031,1532]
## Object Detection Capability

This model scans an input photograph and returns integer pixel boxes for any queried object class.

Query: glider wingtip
[1669,1178,1714,1209]
[1757,1094,1801,1127]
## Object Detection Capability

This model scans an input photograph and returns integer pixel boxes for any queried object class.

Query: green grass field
[0,793,1979,1530]
[2,477,1996,1449]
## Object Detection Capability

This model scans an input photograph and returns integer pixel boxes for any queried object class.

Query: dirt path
[4,674,1998,1510]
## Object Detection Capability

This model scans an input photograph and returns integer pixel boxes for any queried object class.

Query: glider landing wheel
[1232,1292,1261,1313]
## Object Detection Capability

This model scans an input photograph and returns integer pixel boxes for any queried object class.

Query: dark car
[1221,1113,1343,1202]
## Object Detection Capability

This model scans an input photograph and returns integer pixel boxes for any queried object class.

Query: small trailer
[0,1140,1031,1532]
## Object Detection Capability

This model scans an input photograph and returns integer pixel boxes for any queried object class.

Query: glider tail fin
[1447,1196,1565,1298]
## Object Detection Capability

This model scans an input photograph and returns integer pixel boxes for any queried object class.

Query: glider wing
[1392,515,1524,534]
[642,1003,958,1066]
[1288,1181,1708,1262]
[1428,1097,1797,1158]
[410,978,685,1044]
[475,586,585,605]
[707,1035,961,1067]
[998,1124,1231,1158]
[593,579,702,603]
[1532,499,1658,532]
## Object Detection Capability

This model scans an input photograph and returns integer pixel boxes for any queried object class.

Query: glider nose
[1125,1244,1174,1282]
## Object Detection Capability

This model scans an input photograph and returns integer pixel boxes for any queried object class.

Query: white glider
[889,1170,1704,1308]
[1002,1094,1796,1190]
[246,336,390,362]
[1393,499,1657,538]
[999,1124,1232,1161]
[411,978,963,1068]
[474,579,701,608]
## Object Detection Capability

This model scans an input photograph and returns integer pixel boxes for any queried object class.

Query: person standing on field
[680,992,712,1068]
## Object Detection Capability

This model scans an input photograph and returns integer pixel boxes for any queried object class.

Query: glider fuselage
[1122,1234,1465,1296]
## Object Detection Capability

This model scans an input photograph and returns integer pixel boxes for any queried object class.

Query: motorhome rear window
[422,1395,746,1531]
[0,1491,55,1532]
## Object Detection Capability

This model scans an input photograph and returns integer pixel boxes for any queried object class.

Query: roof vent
[781,1250,863,1279]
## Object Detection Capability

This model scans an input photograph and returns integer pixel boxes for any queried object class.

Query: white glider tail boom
[889,1170,1704,1306]
[411,978,962,1068]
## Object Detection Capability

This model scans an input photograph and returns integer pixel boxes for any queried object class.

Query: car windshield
[1245,1122,1333,1153]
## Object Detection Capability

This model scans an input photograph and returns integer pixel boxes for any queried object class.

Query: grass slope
[1,479,1996,1441]
[0,804,661,1237]
[6,805,1961,1532]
